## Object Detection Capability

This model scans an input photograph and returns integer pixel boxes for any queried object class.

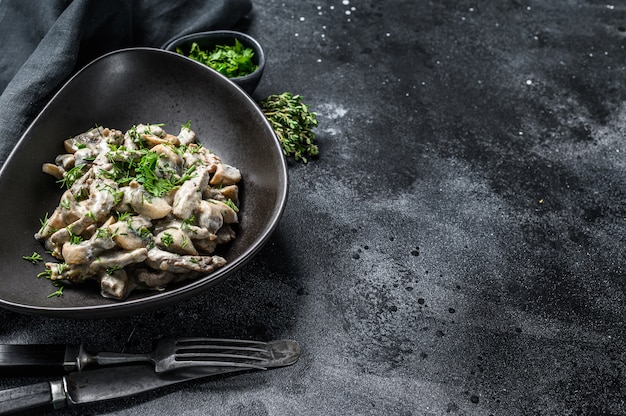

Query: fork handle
[89,352,151,368]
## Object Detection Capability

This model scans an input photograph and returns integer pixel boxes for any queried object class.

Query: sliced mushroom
[128,182,172,219]
[178,126,195,145]
[145,247,226,274]
[210,163,241,186]
[172,165,211,220]
[134,268,179,289]
[62,219,117,265]
[208,199,238,224]
[87,247,148,275]
[195,200,223,235]
[155,228,198,256]
[81,178,119,221]
[152,144,184,177]
[110,220,149,250]
[42,163,66,179]
[202,184,239,206]
[183,145,221,171]
[99,268,135,300]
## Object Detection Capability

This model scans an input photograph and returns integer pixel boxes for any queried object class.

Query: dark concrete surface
[0,1,625,415]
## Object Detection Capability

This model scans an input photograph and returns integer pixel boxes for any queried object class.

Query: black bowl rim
[161,30,266,82]
[0,47,287,318]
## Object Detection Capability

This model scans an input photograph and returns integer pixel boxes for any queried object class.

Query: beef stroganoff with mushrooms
[35,123,241,300]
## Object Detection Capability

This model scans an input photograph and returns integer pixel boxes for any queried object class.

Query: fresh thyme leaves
[259,92,319,163]
[179,41,258,78]
[23,252,43,264]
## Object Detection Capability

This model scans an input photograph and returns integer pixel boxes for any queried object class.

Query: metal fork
[76,338,296,373]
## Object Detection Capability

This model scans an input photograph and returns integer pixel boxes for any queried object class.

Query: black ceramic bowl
[0,48,287,318]
[162,30,266,95]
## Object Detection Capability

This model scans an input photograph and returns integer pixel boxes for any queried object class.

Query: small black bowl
[162,30,265,94]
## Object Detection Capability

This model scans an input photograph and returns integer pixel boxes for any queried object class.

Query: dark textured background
[0,1,625,415]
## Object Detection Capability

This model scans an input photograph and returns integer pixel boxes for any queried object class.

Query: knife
[0,344,81,375]
[0,339,300,415]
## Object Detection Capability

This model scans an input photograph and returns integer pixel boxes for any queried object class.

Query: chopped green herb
[259,92,319,163]
[179,40,257,78]
[23,252,43,264]
[47,283,64,298]
[137,227,152,239]
[39,212,51,229]
[37,269,52,279]
[58,164,87,189]
[160,232,174,248]
[224,199,239,212]
[181,216,195,229]
[68,229,83,245]
[96,227,117,240]
[106,265,120,275]
[56,263,68,275]
[102,145,198,198]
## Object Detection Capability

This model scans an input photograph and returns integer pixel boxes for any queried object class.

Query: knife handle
[0,345,79,376]
[0,380,66,415]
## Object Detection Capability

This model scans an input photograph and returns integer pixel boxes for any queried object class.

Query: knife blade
[0,339,300,415]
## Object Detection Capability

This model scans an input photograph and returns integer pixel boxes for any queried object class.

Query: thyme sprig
[259,92,319,163]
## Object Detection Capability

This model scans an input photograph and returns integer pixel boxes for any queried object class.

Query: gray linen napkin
[0,0,252,165]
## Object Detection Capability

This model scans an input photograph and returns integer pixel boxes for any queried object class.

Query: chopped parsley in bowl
[162,30,265,94]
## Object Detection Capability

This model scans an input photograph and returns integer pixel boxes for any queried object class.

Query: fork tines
[173,338,271,370]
